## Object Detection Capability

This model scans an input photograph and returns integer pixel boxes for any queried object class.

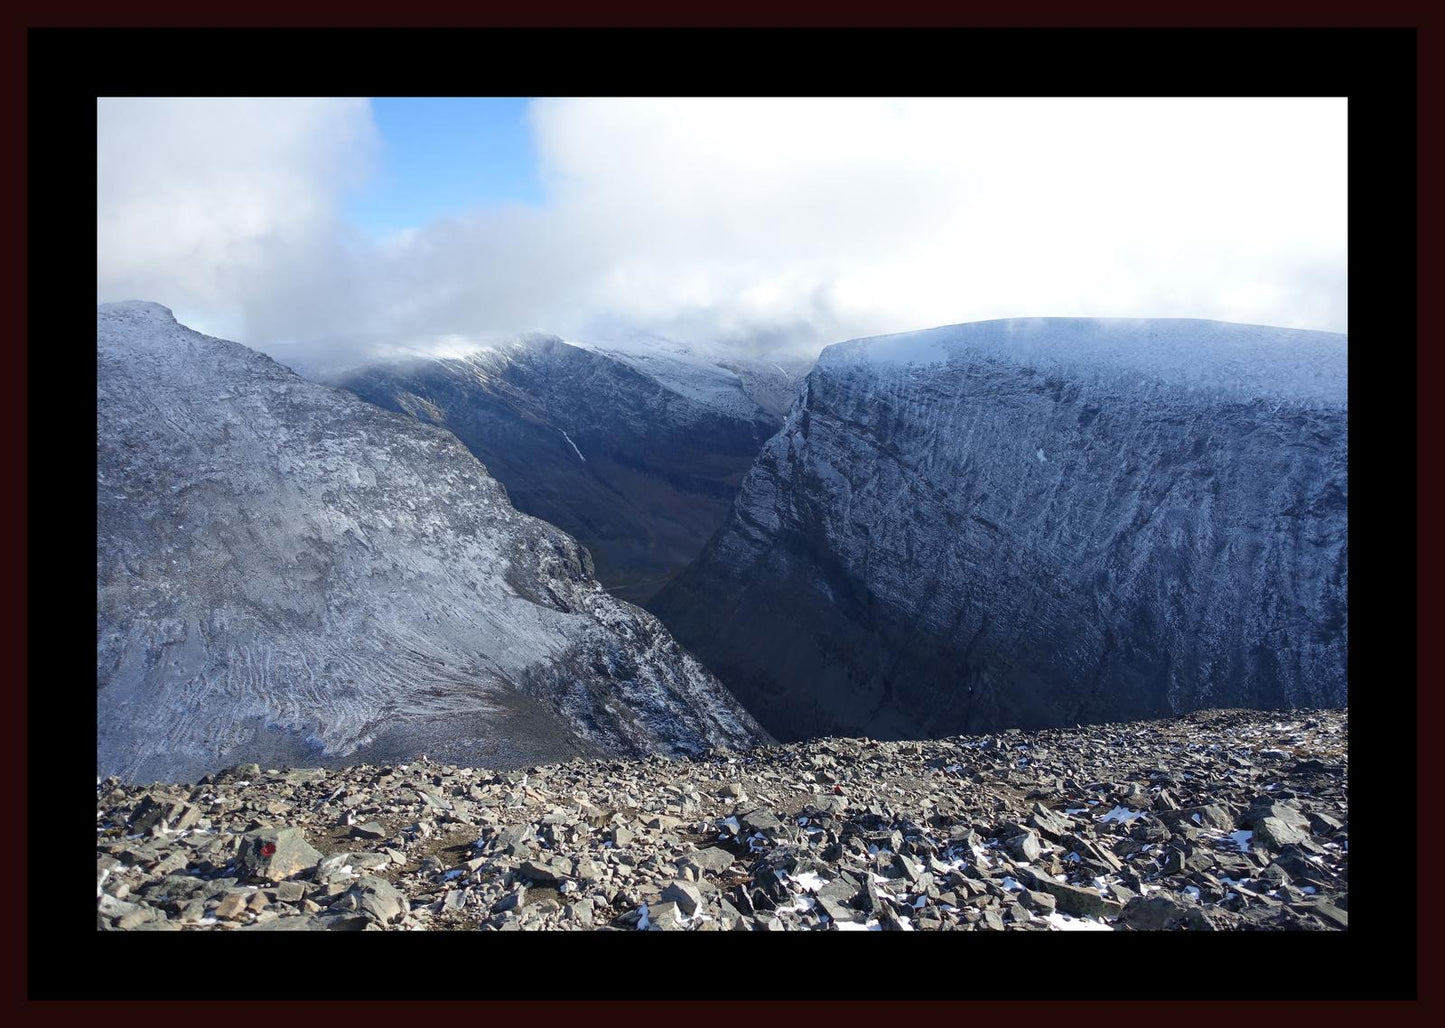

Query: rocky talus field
[95,707,1347,932]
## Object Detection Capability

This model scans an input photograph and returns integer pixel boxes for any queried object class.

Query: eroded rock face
[97,302,766,783]
[331,336,808,604]
[651,318,1347,742]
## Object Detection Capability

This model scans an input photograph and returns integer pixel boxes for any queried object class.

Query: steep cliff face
[97,303,766,783]
[650,318,1347,742]
[332,336,806,604]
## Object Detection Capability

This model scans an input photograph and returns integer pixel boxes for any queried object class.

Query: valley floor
[95,707,1347,931]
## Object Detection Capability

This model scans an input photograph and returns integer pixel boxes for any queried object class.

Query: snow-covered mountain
[97,302,767,783]
[574,333,815,422]
[330,336,811,604]
[650,318,1348,742]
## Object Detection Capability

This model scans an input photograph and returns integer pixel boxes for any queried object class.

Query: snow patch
[1097,806,1147,824]
[792,871,828,893]
[819,317,1347,405]
[558,429,586,463]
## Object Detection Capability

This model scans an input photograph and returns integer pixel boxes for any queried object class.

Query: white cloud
[96,97,380,342]
[96,96,1347,370]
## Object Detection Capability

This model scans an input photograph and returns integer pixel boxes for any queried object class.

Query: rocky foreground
[96,707,1347,932]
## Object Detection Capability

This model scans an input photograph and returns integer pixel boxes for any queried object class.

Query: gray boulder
[334,876,408,924]
[237,827,322,882]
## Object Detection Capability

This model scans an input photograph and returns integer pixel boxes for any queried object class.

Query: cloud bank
[97,97,1347,371]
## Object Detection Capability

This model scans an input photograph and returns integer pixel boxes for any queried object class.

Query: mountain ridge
[97,302,768,783]
[651,316,1348,742]
[330,334,810,603]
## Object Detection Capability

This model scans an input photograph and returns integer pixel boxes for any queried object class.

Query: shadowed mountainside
[651,318,1347,742]
[332,337,809,604]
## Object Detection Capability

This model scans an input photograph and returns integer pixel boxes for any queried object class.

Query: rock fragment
[237,828,323,882]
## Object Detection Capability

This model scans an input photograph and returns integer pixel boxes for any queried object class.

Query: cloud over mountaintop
[97,98,380,347]
[97,97,1347,370]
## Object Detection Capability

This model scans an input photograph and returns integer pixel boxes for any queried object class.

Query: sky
[96,96,1348,372]
[344,98,544,237]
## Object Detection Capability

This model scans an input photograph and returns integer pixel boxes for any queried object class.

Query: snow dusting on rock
[653,317,1346,742]
[97,302,767,783]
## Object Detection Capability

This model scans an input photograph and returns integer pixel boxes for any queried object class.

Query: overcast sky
[97,96,1347,371]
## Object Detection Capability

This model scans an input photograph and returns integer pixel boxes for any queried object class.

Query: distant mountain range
[97,304,1347,782]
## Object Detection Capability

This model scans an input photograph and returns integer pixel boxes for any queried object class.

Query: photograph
[93,88,1357,941]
